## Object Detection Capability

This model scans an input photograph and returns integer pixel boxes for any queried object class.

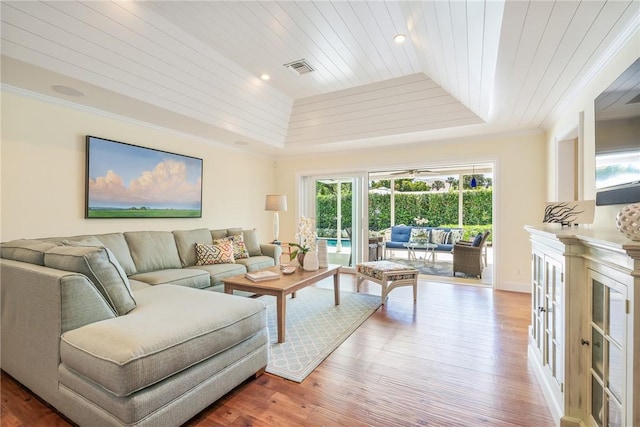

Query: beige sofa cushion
[124,231,181,274]
[129,268,210,289]
[242,229,262,256]
[60,285,267,397]
[210,229,228,240]
[235,256,276,272]
[172,228,212,267]
[44,245,136,315]
[186,263,246,287]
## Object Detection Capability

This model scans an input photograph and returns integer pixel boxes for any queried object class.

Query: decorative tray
[281,266,296,275]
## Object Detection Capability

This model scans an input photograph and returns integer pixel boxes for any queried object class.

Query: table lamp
[265,195,287,244]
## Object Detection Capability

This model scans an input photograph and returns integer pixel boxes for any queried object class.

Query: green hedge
[317,189,492,231]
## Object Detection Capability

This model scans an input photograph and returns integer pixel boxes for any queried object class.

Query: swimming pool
[320,238,351,248]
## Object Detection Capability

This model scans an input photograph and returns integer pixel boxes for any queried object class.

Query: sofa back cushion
[44,245,136,315]
[124,231,182,274]
[172,228,213,267]
[390,226,412,243]
[1,239,60,265]
[94,233,138,276]
[242,229,262,256]
[210,229,228,240]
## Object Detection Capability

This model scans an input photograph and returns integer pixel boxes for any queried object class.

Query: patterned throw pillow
[215,235,249,260]
[195,241,235,265]
[442,231,452,244]
[409,227,429,244]
[450,229,464,244]
[430,229,445,244]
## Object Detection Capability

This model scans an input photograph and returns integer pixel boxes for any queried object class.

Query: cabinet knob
[581,339,590,346]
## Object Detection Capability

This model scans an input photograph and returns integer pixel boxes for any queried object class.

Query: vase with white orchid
[414,216,429,226]
[289,216,317,263]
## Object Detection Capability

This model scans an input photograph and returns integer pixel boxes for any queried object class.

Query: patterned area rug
[258,287,381,382]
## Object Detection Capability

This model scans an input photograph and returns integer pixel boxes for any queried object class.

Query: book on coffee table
[245,270,280,282]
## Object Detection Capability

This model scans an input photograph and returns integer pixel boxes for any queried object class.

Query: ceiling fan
[389,169,436,177]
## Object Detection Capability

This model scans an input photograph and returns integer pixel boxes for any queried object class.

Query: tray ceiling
[1,1,638,155]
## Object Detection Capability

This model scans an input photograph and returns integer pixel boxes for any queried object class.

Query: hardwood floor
[1,274,554,427]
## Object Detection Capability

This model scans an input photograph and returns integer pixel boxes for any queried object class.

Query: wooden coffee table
[222,264,341,343]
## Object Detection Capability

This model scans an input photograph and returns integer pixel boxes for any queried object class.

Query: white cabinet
[525,226,639,427]
[529,248,564,410]
[586,266,635,427]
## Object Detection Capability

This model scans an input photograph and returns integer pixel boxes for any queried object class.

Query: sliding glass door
[299,173,367,272]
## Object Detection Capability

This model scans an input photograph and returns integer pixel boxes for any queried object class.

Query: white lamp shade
[265,195,287,212]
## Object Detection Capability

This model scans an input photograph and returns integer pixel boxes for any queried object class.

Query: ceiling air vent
[284,59,314,75]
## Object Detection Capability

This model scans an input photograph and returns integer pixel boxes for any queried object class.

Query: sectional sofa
[0,227,282,427]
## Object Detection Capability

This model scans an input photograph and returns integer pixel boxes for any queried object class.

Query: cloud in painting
[89,160,202,208]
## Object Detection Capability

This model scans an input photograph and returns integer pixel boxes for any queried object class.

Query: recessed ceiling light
[51,85,84,97]
[393,33,407,44]
[260,74,270,81]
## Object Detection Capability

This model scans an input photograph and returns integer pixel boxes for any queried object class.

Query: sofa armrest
[1,259,115,408]
[259,243,282,265]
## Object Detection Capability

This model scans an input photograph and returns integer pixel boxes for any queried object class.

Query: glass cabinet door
[531,252,544,354]
[545,257,563,388]
[589,270,627,427]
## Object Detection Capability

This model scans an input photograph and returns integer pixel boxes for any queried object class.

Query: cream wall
[274,131,547,292]
[546,31,639,229]
[1,91,276,242]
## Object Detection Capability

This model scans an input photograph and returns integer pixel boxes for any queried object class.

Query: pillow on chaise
[44,245,136,315]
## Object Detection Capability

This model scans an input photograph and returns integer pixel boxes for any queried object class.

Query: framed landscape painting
[86,136,203,218]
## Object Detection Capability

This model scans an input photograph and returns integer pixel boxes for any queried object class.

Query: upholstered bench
[356,261,418,304]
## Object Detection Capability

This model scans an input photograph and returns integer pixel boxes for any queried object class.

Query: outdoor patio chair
[452,231,491,279]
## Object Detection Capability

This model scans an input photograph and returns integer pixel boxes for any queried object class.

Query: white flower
[290,216,317,260]
[414,216,429,225]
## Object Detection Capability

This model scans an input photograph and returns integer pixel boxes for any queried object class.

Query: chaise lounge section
[0,227,281,426]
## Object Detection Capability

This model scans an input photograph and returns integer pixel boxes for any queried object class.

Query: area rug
[258,287,381,382]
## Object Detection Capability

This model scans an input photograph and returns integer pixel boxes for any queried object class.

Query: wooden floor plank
[1,274,554,426]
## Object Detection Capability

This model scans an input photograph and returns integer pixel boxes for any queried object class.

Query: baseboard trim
[497,281,530,293]
[528,346,563,426]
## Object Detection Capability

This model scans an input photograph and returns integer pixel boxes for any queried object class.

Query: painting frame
[85,136,203,218]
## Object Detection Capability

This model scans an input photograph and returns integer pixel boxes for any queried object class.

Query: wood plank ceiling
[1,1,638,155]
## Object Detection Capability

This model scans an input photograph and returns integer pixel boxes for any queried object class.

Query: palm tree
[432,180,445,191]
[446,176,457,191]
